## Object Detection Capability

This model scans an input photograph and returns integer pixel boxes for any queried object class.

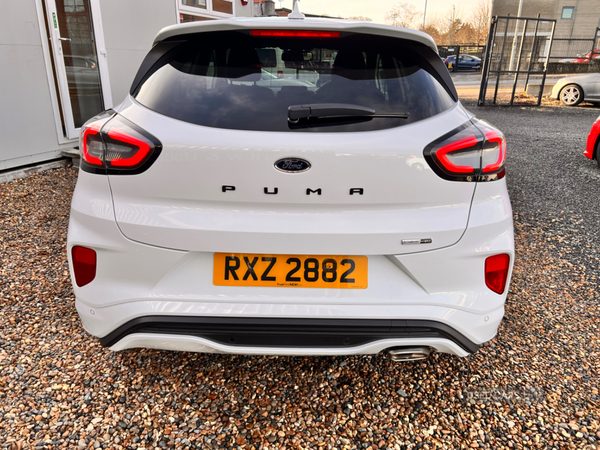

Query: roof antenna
[288,0,305,20]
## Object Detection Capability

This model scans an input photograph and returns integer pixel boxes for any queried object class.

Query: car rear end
[586,115,600,164]
[67,18,514,358]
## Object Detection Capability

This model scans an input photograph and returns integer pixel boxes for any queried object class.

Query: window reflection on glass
[180,13,214,23]
[57,0,104,128]
[63,0,85,13]
[181,0,207,9]
[134,34,455,133]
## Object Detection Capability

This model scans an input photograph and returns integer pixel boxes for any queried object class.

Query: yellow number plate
[213,253,368,289]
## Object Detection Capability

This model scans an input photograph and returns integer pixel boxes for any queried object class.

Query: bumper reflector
[72,246,97,287]
[485,254,510,294]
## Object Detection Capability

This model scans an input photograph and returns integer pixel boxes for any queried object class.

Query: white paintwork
[68,168,513,355]
[67,19,515,357]
[109,98,475,255]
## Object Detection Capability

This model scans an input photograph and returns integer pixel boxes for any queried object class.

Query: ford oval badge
[274,158,311,173]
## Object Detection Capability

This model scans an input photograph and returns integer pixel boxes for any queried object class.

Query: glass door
[45,0,112,139]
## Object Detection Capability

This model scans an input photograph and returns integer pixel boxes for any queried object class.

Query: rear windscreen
[133,31,456,132]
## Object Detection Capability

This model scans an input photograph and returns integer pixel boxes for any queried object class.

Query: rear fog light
[485,254,510,294]
[72,246,97,287]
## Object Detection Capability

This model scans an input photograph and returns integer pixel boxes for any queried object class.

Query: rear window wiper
[288,103,409,124]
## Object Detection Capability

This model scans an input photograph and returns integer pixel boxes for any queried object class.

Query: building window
[213,0,233,14]
[181,0,207,9]
[561,6,575,19]
[180,13,214,22]
[177,0,234,22]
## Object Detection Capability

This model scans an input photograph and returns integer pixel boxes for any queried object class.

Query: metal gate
[478,15,556,106]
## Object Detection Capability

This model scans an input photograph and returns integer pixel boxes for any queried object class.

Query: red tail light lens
[251,30,340,38]
[79,113,162,175]
[80,110,114,168]
[72,246,97,287]
[475,119,507,176]
[102,116,159,170]
[485,254,510,294]
[435,134,482,174]
[81,123,104,166]
[424,123,484,181]
[424,121,507,182]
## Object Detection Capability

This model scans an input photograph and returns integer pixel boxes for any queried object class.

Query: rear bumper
[68,173,514,356]
[99,316,481,354]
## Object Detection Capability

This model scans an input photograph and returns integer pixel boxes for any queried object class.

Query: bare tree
[440,5,463,45]
[419,14,448,45]
[470,0,493,45]
[455,22,477,44]
[349,15,373,22]
[424,22,442,43]
[385,2,422,29]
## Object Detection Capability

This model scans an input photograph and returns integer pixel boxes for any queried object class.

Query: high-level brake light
[251,30,340,38]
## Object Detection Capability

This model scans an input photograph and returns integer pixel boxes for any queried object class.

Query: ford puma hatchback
[67,17,514,360]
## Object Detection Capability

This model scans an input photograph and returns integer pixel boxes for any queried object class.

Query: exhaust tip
[387,347,432,362]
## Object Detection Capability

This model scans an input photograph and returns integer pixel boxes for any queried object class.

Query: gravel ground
[1,104,600,450]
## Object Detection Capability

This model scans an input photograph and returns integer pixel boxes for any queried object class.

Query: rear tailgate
[105,22,476,256]
[108,100,475,255]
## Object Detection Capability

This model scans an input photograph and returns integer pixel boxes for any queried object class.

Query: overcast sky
[278,0,482,25]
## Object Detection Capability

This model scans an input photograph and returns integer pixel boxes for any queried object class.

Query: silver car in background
[551,73,600,106]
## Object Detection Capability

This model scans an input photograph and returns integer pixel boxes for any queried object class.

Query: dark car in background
[444,54,482,71]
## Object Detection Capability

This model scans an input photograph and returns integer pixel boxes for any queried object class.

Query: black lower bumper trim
[100,317,481,354]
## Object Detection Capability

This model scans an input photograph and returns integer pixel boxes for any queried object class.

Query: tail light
[81,122,104,167]
[485,254,510,294]
[80,113,162,175]
[72,246,97,287]
[424,123,484,181]
[476,120,507,179]
[424,120,506,182]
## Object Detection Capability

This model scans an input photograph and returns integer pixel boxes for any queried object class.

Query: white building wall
[100,0,253,107]
[99,0,178,107]
[0,1,66,170]
[0,0,253,171]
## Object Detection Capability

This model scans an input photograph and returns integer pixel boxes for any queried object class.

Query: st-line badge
[274,158,311,173]
[402,238,433,245]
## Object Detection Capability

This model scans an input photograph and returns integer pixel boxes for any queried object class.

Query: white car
[67,17,514,361]
[550,73,600,106]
